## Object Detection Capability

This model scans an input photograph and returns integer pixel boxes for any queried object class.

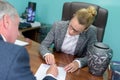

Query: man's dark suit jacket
[0,35,56,80]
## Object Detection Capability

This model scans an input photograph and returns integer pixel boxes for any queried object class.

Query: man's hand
[45,54,55,64]
[64,61,79,73]
[46,64,58,77]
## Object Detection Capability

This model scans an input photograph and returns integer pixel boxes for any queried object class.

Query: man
[40,6,97,72]
[0,0,58,80]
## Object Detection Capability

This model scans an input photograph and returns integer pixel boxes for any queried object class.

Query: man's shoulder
[2,41,23,48]
[0,41,26,55]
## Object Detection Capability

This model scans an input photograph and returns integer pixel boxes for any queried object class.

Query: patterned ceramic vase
[87,42,113,76]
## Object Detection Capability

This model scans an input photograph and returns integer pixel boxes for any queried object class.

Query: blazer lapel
[74,33,87,55]
[56,24,68,51]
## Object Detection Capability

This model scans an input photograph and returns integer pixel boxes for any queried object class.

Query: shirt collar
[1,34,7,42]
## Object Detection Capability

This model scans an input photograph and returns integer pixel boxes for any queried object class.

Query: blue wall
[6,0,28,16]
[8,0,120,61]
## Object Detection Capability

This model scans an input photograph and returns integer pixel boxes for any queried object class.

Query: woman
[40,6,97,72]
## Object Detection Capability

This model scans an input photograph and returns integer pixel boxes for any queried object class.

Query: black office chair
[62,2,108,42]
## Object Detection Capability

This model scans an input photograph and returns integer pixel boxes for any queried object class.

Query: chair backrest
[62,2,108,42]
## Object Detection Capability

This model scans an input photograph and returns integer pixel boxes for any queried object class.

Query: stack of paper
[30,21,41,27]
[14,40,29,46]
[35,64,66,80]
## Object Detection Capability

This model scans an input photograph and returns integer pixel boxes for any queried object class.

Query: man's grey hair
[0,0,18,19]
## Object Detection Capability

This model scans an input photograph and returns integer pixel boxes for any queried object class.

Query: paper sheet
[30,21,41,27]
[35,64,66,80]
[14,40,29,46]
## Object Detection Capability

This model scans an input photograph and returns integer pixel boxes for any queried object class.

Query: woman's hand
[64,61,79,73]
[45,54,55,64]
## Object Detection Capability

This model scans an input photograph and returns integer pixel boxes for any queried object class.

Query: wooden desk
[24,39,111,80]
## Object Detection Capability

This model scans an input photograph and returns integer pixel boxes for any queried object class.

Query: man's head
[68,6,97,36]
[0,0,20,43]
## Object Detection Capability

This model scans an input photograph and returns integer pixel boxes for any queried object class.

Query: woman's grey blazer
[39,21,97,67]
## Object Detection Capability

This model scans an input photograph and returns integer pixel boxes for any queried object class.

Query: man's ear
[3,14,11,29]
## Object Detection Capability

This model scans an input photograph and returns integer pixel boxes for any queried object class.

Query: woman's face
[68,16,86,36]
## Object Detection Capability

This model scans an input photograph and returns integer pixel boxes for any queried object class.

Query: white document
[30,21,41,28]
[35,63,66,80]
[14,40,29,46]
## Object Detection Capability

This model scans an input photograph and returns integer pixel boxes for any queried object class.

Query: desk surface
[23,38,111,80]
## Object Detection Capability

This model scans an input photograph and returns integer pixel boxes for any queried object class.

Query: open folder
[35,63,66,80]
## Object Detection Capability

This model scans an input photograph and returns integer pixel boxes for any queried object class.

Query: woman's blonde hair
[74,6,97,28]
